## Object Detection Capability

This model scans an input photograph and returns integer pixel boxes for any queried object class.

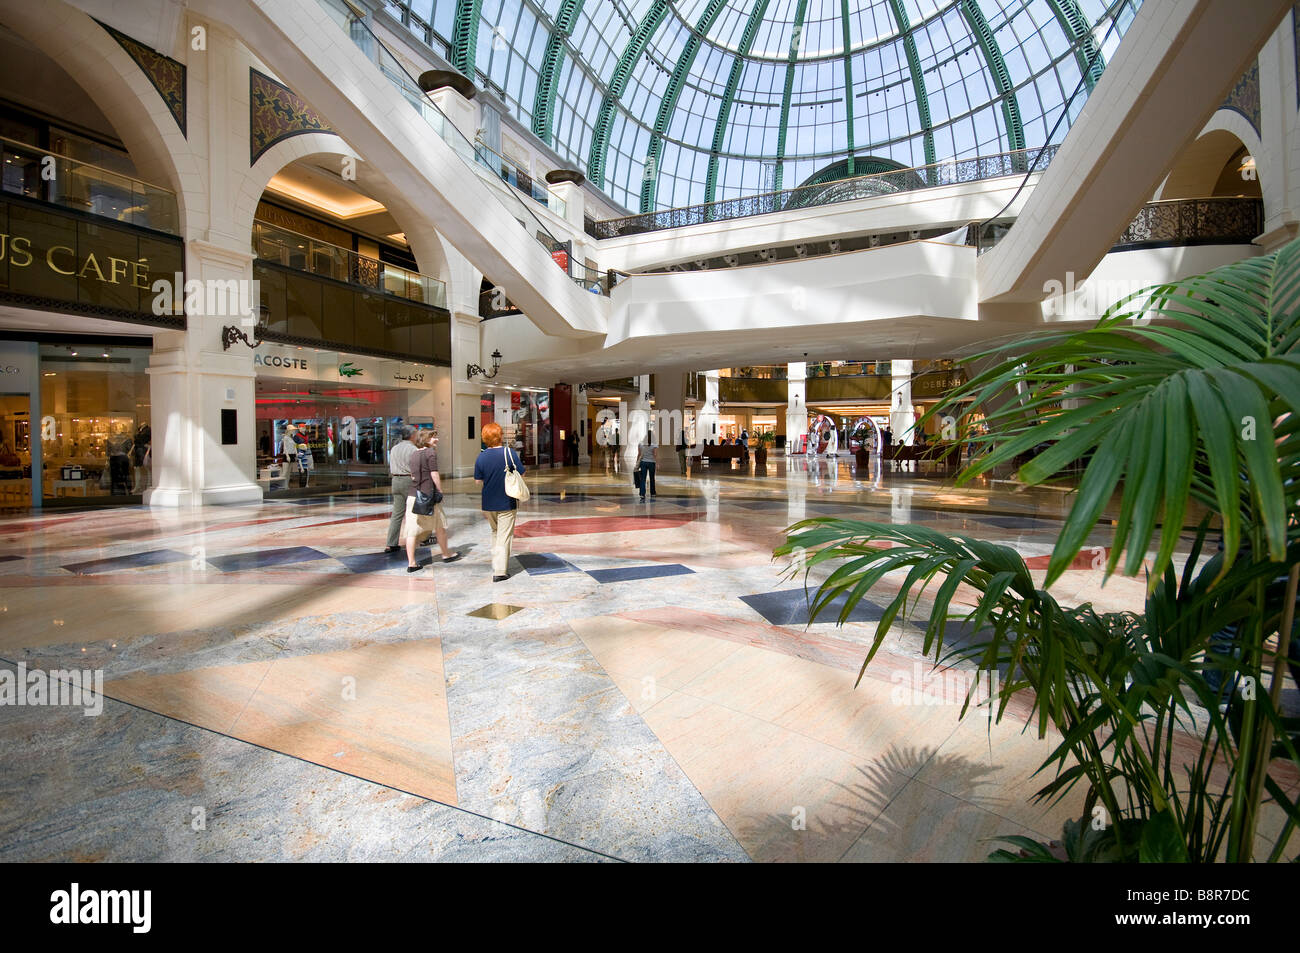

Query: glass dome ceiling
[387,0,1142,213]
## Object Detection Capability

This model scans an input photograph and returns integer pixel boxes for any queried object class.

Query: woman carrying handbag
[404,429,460,572]
[474,422,527,582]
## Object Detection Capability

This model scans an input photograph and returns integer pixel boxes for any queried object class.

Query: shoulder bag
[503,447,530,503]
[411,448,443,516]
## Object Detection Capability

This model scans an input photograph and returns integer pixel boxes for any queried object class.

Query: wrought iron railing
[585,145,1058,240]
[1112,197,1263,250]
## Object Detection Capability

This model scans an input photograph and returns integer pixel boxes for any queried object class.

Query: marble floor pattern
[1,457,1294,862]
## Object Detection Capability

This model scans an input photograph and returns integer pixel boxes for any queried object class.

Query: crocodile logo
[338,362,363,378]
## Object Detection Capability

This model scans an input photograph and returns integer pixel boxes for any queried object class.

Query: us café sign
[252,346,434,388]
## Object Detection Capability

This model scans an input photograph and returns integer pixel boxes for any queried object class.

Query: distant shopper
[385,427,417,553]
[636,436,657,501]
[475,422,525,582]
[403,429,459,572]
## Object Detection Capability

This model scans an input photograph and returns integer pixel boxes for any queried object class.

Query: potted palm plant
[777,240,1300,861]
[754,430,774,467]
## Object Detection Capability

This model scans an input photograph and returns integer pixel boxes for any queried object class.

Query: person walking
[403,429,459,572]
[474,422,524,582]
[384,426,417,553]
[636,436,657,501]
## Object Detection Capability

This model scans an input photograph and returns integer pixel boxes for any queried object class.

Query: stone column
[145,240,262,507]
[622,374,651,473]
[575,386,591,465]
[785,362,806,455]
[695,370,720,455]
[890,359,916,446]
[425,84,478,143]
[650,369,688,474]
[548,180,585,233]
[451,310,484,477]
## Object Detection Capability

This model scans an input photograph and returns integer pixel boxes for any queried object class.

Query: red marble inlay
[1022,547,1112,570]
[514,515,698,538]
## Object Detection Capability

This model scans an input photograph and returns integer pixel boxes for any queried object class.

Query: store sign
[252,347,441,391]
[0,342,36,390]
[254,353,310,371]
[551,249,569,272]
[0,234,152,289]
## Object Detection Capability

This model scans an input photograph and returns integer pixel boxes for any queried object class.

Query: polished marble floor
[0,455,1293,862]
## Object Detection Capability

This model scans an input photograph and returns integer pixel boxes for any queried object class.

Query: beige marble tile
[603,666,677,716]
[840,776,1047,862]
[914,710,1085,840]
[107,660,275,735]
[570,615,743,693]
[0,583,426,652]
[232,640,456,805]
[642,692,911,862]
[675,643,963,766]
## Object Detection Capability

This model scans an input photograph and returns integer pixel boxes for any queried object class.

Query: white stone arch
[1160,114,1266,202]
[5,0,206,236]
[238,134,453,295]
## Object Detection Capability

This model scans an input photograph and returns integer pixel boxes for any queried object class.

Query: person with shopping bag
[474,422,528,582]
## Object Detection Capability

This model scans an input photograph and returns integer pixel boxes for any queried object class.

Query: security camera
[725,255,738,267]
[828,240,841,253]
[794,244,807,258]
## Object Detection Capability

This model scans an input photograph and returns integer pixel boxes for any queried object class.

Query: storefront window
[0,394,32,507]
[39,343,151,502]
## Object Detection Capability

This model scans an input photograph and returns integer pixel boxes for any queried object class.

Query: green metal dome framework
[386,0,1140,213]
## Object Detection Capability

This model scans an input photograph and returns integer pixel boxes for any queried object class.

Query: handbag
[503,447,530,502]
[411,449,443,515]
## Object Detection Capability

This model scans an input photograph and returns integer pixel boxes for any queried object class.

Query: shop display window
[38,343,151,501]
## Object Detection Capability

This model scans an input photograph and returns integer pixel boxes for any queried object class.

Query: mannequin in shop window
[295,431,314,488]
[108,428,132,495]
[132,425,151,493]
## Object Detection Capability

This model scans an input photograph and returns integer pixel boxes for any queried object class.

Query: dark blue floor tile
[207,546,330,572]
[515,552,580,575]
[585,563,694,584]
[63,549,190,575]
[740,587,885,625]
[337,547,431,574]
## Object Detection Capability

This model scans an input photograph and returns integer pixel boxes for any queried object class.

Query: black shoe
[407,564,423,573]
[441,553,463,564]
[384,546,399,553]
[493,574,508,582]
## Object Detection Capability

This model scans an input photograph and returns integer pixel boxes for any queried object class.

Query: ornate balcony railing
[585,145,1058,240]
[1112,197,1263,250]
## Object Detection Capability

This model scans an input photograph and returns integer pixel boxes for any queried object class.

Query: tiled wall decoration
[97,20,187,137]
[250,68,337,165]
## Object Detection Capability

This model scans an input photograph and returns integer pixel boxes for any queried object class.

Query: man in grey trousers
[384,426,418,552]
